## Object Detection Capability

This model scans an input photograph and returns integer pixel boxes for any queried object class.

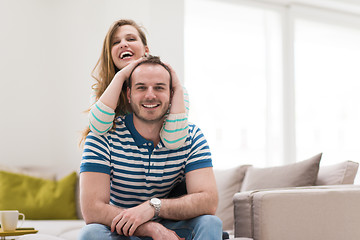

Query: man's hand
[110,200,154,236]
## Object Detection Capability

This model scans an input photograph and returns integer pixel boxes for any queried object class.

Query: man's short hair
[127,55,173,90]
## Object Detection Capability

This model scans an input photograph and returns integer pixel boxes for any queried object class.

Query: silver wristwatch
[149,198,161,217]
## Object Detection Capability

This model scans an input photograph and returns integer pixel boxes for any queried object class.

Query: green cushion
[0,170,78,220]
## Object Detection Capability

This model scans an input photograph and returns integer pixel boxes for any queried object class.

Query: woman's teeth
[120,51,133,59]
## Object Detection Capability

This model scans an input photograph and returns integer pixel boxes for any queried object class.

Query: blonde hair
[80,19,148,145]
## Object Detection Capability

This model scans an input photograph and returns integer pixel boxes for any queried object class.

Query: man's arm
[80,172,122,225]
[110,167,217,237]
[80,171,155,227]
[81,172,181,239]
[159,167,218,220]
[114,167,219,224]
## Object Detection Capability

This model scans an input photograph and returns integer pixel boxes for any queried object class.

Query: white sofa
[2,155,359,240]
[20,220,85,239]
[233,185,360,240]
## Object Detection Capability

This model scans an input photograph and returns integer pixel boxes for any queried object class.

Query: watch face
[151,198,161,205]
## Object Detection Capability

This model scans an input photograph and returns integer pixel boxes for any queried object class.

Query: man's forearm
[82,201,123,226]
[159,191,218,220]
[84,202,177,238]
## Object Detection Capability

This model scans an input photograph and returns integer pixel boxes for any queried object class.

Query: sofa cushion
[241,153,322,191]
[21,220,85,240]
[0,171,78,220]
[214,165,251,231]
[316,160,359,185]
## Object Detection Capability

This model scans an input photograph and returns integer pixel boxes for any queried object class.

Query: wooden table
[0,228,38,240]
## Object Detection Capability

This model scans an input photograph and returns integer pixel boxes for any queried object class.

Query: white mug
[0,210,25,232]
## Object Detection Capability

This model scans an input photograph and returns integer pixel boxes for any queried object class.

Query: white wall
[0,0,184,172]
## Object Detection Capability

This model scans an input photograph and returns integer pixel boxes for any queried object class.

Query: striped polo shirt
[80,113,212,209]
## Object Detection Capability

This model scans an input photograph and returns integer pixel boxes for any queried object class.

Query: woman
[82,19,189,149]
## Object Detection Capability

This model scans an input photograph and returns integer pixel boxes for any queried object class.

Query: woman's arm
[160,65,189,149]
[99,58,144,109]
[89,100,116,135]
[88,59,191,149]
[88,58,145,135]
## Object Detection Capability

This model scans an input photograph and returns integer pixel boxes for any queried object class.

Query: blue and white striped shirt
[80,114,212,209]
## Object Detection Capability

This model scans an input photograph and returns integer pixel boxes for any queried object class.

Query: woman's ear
[144,46,150,56]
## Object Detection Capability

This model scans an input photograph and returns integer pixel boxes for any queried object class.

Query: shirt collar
[124,113,165,151]
[124,114,147,147]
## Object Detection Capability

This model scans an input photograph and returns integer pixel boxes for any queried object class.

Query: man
[79,56,222,240]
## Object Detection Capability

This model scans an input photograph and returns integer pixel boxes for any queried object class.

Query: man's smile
[142,103,161,109]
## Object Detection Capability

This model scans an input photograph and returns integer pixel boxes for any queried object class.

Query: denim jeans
[78,215,223,240]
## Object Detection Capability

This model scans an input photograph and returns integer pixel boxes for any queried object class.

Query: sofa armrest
[233,185,360,240]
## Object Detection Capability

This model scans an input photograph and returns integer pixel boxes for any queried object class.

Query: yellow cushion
[0,170,77,219]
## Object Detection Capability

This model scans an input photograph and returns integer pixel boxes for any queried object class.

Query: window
[294,10,360,163]
[185,0,283,168]
[185,0,360,170]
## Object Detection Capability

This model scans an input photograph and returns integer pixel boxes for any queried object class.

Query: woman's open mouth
[120,51,134,59]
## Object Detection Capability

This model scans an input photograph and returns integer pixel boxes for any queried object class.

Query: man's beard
[130,100,170,124]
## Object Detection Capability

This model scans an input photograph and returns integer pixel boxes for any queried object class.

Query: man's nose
[145,87,156,99]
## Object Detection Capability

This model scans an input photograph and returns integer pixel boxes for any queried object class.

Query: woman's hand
[99,57,146,110]
[164,63,185,114]
[165,63,182,92]
[114,57,146,83]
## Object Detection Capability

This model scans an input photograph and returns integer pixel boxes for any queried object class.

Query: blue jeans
[78,215,222,240]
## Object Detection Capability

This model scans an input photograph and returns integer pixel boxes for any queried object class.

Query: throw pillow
[214,165,251,231]
[316,160,359,185]
[0,171,78,220]
[241,153,322,191]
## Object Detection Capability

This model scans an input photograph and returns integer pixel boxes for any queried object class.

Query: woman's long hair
[80,19,148,146]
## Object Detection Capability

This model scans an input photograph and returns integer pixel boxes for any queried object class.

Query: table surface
[0,229,38,236]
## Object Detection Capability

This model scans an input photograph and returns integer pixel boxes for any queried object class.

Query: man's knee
[198,215,223,229]
[78,223,111,240]
[190,215,223,239]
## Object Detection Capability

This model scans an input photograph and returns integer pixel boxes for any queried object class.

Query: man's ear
[170,89,174,103]
[127,87,131,103]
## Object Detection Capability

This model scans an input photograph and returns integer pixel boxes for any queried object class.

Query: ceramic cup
[0,210,25,232]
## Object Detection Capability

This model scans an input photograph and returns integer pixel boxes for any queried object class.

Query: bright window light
[185,0,283,168]
[185,0,360,173]
[295,18,360,164]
